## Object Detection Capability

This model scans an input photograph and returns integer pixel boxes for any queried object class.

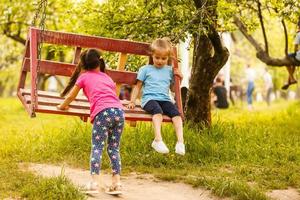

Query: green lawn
[0,97,300,199]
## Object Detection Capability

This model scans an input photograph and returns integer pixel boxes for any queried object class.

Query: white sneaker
[82,181,99,194]
[151,140,169,154]
[175,142,185,155]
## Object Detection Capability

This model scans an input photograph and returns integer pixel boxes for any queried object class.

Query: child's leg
[143,100,164,141]
[85,112,110,191]
[106,108,124,185]
[151,114,169,154]
[152,114,163,141]
[143,100,169,153]
[171,116,184,143]
[90,113,109,176]
[159,101,184,142]
[286,66,296,82]
[246,82,254,105]
[160,101,185,155]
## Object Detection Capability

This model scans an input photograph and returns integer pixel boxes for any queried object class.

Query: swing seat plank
[17,27,183,123]
[19,89,172,122]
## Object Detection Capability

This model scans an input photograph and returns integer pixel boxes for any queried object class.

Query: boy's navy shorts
[143,100,181,118]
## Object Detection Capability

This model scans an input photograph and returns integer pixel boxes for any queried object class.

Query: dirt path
[26,163,300,200]
[267,188,300,200]
[26,163,224,200]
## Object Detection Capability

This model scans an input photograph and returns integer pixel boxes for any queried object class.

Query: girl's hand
[57,104,69,110]
[127,101,136,109]
[173,68,183,80]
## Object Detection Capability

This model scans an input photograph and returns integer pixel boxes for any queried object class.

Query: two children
[58,38,185,195]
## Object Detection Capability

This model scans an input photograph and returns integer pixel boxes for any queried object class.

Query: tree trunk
[185,35,213,125]
[185,0,229,126]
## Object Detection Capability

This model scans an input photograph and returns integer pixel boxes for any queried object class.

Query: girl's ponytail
[60,61,82,97]
[99,58,106,72]
[60,49,104,97]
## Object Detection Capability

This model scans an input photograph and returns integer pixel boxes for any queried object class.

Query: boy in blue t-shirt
[127,38,185,155]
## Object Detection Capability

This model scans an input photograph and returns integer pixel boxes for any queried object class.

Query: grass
[0,97,300,199]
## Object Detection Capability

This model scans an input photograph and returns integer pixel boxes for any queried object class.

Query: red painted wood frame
[17,27,183,122]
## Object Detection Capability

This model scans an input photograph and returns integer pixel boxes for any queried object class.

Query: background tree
[0,0,75,94]
[229,0,300,66]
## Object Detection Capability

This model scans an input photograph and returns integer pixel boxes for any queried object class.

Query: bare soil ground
[267,188,300,200]
[26,163,225,200]
[26,163,300,200]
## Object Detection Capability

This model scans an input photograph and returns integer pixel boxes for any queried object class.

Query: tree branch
[3,30,26,45]
[2,20,26,45]
[208,25,229,68]
[281,19,288,56]
[233,16,264,52]
[234,16,300,67]
[257,0,269,55]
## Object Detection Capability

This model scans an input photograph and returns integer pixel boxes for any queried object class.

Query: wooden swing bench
[17,27,183,122]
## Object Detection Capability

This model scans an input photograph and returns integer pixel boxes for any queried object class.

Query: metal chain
[183,0,207,115]
[171,9,202,44]
[194,0,207,56]
[36,0,48,70]
[171,0,207,45]
[31,0,47,27]
[31,0,48,111]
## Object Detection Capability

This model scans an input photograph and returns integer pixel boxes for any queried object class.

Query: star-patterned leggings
[90,107,124,175]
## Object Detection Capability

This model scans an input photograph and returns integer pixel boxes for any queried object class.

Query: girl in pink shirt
[57,49,124,195]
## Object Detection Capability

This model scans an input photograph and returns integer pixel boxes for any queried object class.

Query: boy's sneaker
[82,181,99,194]
[151,140,169,154]
[175,142,185,155]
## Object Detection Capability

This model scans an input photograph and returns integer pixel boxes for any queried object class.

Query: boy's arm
[57,85,81,110]
[171,68,183,92]
[127,80,143,109]
[170,83,175,92]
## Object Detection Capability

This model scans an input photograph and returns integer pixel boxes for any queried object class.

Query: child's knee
[144,100,163,115]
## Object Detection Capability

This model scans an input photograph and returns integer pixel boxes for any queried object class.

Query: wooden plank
[17,39,30,90]
[22,94,146,114]
[105,69,137,85]
[31,27,151,56]
[30,104,172,122]
[116,53,128,95]
[126,113,171,122]
[20,88,88,101]
[172,47,184,119]
[30,28,38,116]
[23,58,75,76]
[23,59,138,85]
[17,91,33,117]
[36,105,90,116]
[23,95,90,109]
[20,89,141,106]
[72,47,82,64]
[19,89,172,121]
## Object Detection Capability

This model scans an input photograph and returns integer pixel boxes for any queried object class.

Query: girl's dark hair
[60,49,106,97]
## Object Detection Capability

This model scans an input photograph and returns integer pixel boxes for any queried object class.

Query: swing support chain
[30,0,48,115]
